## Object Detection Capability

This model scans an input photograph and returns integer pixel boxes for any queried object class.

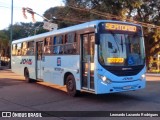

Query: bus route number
[107,58,124,64]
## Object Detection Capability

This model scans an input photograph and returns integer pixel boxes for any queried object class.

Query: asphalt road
[0,69,160,120]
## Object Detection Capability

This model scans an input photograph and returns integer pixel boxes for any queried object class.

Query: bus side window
[53,36,63,54]
[64,33,77,54]
[12,44,16,56]
[44,37,52,54]
[59,36,63,54]
[64,35,68,54]
[22,42,27,55]
[26,41,34,55]
[16,43,22,56]
[53,36,57,54]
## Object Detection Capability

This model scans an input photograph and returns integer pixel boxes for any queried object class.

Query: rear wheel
[66,74,79,97]
[24,69,32,83]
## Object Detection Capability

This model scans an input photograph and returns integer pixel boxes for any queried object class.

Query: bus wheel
[24,69,32,83]
[66,74,78,97]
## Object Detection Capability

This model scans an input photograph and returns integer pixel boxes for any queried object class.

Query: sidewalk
[146,73,160,77]
[0,66,10,70]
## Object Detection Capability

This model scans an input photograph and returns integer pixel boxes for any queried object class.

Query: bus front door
[36,41,43,80]
[82,33,95,90]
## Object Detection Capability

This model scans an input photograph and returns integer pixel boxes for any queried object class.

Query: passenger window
[16,43,22,56]
[12,44,16,55]
[44,37,52,54]
[22,42,27,55]
[64,33,77,54]
[26,41,34,55]
[53,36,63,54]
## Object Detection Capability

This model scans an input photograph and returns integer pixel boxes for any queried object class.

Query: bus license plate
[123,86,132,90]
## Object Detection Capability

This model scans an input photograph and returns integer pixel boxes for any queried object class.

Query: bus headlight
[98,74,111,84]
[141,74,146,80]
[102,76,107,81]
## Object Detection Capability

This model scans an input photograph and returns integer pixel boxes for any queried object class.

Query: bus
[11,20,146,96]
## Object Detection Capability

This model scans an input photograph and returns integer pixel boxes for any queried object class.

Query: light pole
[11,0,13,40]
[9,0,13,68]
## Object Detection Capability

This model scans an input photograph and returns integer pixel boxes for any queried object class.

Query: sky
[0,0,64,30]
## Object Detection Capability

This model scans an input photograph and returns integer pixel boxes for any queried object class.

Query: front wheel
[66,74,79,97]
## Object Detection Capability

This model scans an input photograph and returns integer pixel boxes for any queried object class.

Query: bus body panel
[42,55,81,90]
[12,56,36,79]
[96,78,145,94]
[95,62,146,94]
[12,20,100,44]
[12,20,142,45]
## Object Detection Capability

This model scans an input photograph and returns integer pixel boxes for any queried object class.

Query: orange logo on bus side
[106,23,137,32]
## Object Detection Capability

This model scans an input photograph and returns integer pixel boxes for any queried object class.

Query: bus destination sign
[107,57,124,64]
[105,23,137,32]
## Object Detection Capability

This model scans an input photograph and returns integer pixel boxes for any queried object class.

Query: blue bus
[11,20,146,96]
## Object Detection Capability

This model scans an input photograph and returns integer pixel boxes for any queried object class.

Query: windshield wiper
[108,30,120,53]
[120,36,124,52]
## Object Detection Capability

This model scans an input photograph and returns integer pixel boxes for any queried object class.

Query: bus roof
[12,20,141,44]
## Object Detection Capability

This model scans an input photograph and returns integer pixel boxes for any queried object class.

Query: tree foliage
[43,0,160,69]
[0,22,48,62]
[1,0,160,69]
[0,31,9,57]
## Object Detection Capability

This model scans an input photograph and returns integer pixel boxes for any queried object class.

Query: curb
[146,73,160,77]
[0,66,9,70]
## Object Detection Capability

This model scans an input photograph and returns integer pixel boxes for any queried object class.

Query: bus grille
[103,65,144,76]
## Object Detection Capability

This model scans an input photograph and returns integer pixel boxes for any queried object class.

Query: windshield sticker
[128,56,135,65]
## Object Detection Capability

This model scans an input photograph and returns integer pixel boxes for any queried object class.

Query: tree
[135,0,160,68]
[0,31,9,57]
[6,22,48,40]
[0,30,9,66]
[43,6,84,28]
[43,0,160,70]
[0,21,48,66]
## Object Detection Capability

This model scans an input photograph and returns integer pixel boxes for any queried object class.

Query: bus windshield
[99,33,145,66]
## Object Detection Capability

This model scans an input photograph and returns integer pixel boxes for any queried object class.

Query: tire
[24,69,32,83]
[66,74,79,97]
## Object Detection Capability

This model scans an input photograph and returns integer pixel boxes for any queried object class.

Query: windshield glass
[99,33,145,66]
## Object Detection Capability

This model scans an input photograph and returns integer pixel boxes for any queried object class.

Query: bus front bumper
[96,79,146,94]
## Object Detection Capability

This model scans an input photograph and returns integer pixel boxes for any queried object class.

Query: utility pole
[9,0,13,68]
[10,0,13,43]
